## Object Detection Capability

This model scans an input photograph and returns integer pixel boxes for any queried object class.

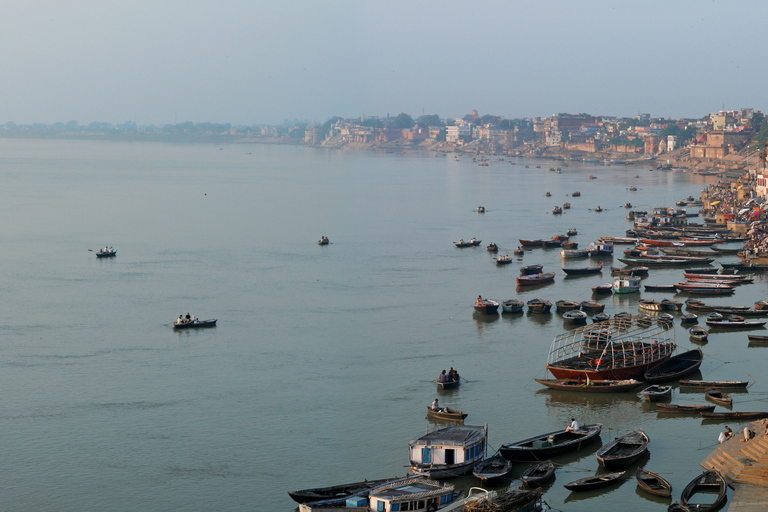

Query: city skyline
[3,1,766,126]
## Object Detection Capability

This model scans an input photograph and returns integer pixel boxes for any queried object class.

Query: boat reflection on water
[472,311,500,323]
[535,388,640,411]
[526,312,553,326]
[634,485,672,506]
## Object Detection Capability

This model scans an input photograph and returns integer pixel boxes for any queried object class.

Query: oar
[88,249,93,252]
[449,304,472,320]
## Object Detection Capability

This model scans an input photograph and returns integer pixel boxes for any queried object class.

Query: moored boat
[409,424,487,478]
[644,284,677,292]
[535,378,642,393]
[500,424,602,461]
[700,411,768,420]
[580,300,605,313]
[501,299,524,313]
[639,299,663,312]
[644,348,703,383]
[595,430,650,469]
[655,403,715,414]
[561,249,588,259]
[705,317,766,329]
[471,453,513,482]
[517,272,555,286]
[704,388,732,407]
[747,334,768,344]
[679,379,749,389]
[592,312,611,322]
[636,468,672,498]
[545,317,676,381]
[562,310,587,325]
[640,385,672,402]
[564,471,625,491]
[289,477,398,504]
[474,299,500,314]
[521,461,556,488]
[562,264,602,275]
[495,255,512,265]
[555,300,581,312]
[613,275,641,294]
[591,283,613,295]
[668,470,727,512]
[689,325,708,342]
[521,264,543,274]
[526,299,552,314]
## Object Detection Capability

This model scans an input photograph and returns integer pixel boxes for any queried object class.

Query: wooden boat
[495,255,513,265]
[499,424,602,461]
[720,262,768,272]
[679,379,749,389]
[683,272,752,282]
[639,299,663,312]
[642,238,720,247]
[563,310,588,325]
[595,430,650,469]
[688,325,708,342]
[592,312,610,322]
[520,264,543,274]
[454,238,481,248]
[95,249,117,258]
[545,317,675,381]
[521,461,555,488]
[644,348,703,383]
[517,272,555,286]
[587,242,613,256]
[288,477,396,503]
[552,206,563,214]
[535,378,642,393]
[426,406,468,422]
[563,202,571,210]
[669,470,727,512]
[471,453,513,482]
[513,246,525,256]
[501,299,524,313]
[561,249,588,259]
[541,239,562,248]
[641,385,672,402]
[700,411,768,420]
[619,256,714,266]
[562,264,602,275]
[685,267,719,274]
[567,228,578,236]
[476,206,485,213]
[474,299,499,314]
[661,299,683,311]
[437,377,460,390]
[562,241,578,249]
[636,468,672,497]
[681,313,698,323]
[580,300,605,313]
[173,319,218,329]
[564,471,625,491]
[655,403,715,414]
[611,266,649,276]
[555,300,581,312]
[409,424,487,478]
[755,300,768,310]
[644,284,677,292]
[747,334,768,344]
[526,299,552,314]
[486,243,499,252]
[591,283,613,295]
[714,307,766,316]
[519,239,544,248]
[704,388,732,407]
[705,317,766,329]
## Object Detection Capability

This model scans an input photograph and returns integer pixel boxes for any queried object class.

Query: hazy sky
[3,1,766,125]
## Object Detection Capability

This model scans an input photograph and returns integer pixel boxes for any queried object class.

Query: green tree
[416,114,441,128]
[392,113,415,129]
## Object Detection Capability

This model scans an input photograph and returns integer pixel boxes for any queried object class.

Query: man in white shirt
[565,418,579,432]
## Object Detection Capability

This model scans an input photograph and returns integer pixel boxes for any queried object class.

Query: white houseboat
[613,275,641,294]
[408,424,487,478]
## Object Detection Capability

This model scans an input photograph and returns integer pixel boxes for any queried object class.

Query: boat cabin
[368,477,457,512]
[409,424,487,478]
[613,275,641,294]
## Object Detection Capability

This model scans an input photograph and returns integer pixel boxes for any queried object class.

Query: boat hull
[173,319,217,329]
[547,353,672,381]
[500,424,602,461]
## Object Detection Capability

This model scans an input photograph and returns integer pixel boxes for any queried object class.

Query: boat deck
[412,424,485,445]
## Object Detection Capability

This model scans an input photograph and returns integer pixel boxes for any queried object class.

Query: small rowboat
[495,255,513,265]
[591,283,613,295]
[580,300,605,313]
[748,334,768,345]
[644,348,703,383]
[521,461,555,488]
[426,407,468,422]
[471,453,513,482]
[555,300,581,312]
[705,318,766,329]
[288,477,396,503]
[562,310,588,325]
[641,385,672,402]
[454,239,481,247]
[700,411,768,420]
[564,471,625,491]
[517,272,555,286]
[669,470,726,512]
[173,319,217,329]
[679,379,749,389]
[655,403,715,414]
[644,284,677,292]
[474,299,499,314]
[681,313,698,324]
[595,430,649,469]
[501,299,524,313]
[526,299,552,314]
[520,264,543,274]
[688,325,708,342]
[96,249,117,258]
[635,468,672,497]
[562,265,602,276]
[499,424,602,461]
[704,388,732,407]
[535,378,642,393]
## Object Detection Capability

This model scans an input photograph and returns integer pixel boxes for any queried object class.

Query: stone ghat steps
[703,431,768,487]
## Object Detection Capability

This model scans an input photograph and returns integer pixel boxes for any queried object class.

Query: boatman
[565,418,579,432]
[431,398,440,411]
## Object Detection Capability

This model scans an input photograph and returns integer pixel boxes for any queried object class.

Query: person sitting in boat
[431,398,440,411]
[438,370,448,383]
[476,295,483,306]
[177,315,184,325]
[577,376,584,385]
[565,418,579,432]
[470,237,477,243]
[185,312,191,323]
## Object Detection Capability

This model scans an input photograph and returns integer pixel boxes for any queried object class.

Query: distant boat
[521,461,556,488]
[535,378,642,393]
[640,385,672,402]
[517,272,555,286]
[563,310,588,325]
[500,424,602,461]
[613,275,641,294]
[454,238,481,248]
[562,264,603,275]
[501,299,524,313]
[564,471,625,492]
[471,453,513,482]
[591,283,613,295]
[635,468,672,498]
[473,299,499,314]
[595,430,650,469]
[643,348,703,383]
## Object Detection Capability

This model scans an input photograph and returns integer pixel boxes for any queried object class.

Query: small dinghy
[521,461,555,488]
[471,453,513,482]
[668,470,727,512]
[562,310,588,325]
[641,385,672,402]
[426,406,468,422]
[501,299,524,313]
[704,388,732,407]
[679,379,749,389]
[564,471,625,491]
[636,468,672,498]
[655,403,715,414]
[689,325,709,342]
[644,348,703,383]
[596,430,650,469]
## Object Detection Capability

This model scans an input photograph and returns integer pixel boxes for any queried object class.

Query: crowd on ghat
[701,177,768,258]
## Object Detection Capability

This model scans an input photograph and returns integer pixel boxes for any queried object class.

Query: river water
[0,139,765,511]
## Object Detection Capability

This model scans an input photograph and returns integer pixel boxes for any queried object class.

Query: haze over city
[3,0,766,126]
